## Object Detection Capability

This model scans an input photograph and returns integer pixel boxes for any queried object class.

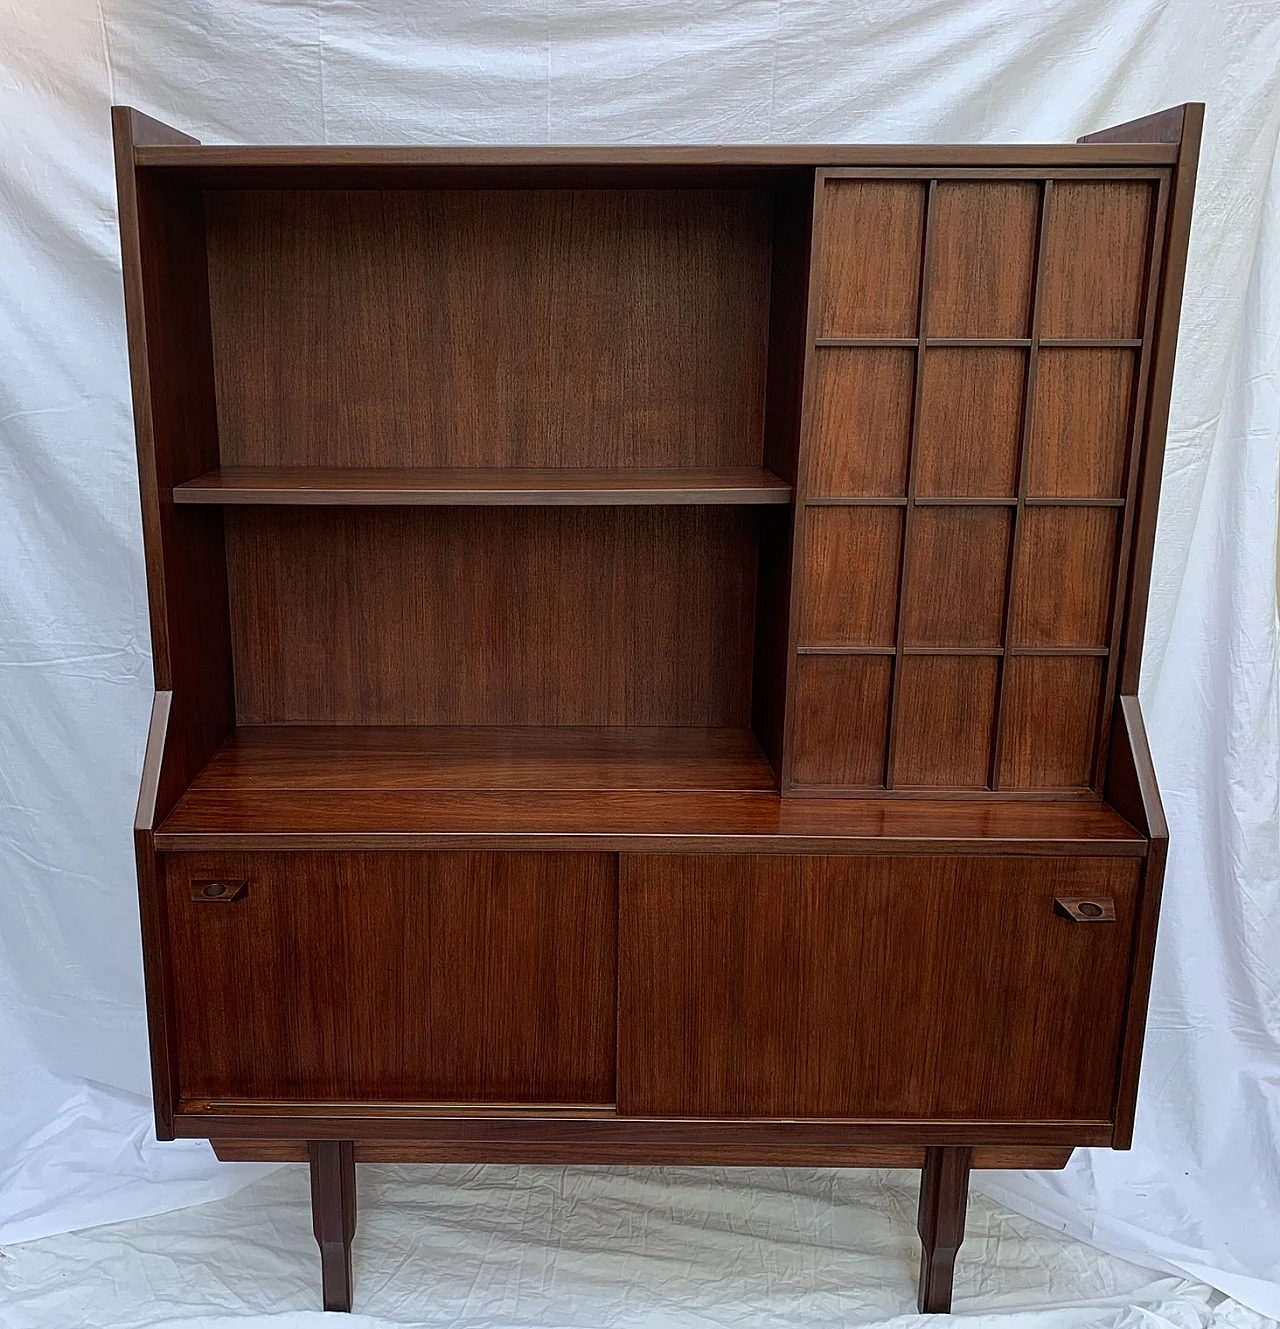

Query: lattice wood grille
[787,168,1170,795]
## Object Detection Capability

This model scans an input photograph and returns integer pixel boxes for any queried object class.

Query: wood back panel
[164,851,617,1104]
[225,506,759,726]
[619,853,1140,1120]
[786,168,1170,795]
[205,188,772,469]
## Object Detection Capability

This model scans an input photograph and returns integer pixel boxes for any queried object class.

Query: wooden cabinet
[114,102,1200,1313]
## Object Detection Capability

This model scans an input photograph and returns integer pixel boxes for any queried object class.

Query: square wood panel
[799,507,902,647]
[1029,349,1136,498]
[807,348,914,496]
[903,507,1012,647]
[1013,508,1120,648]
[893,656,998,788]
[998,655,1105,789]
[790,655,891,788]
[818,181,926,337]
[925,181,1040,338]
[1040,180,1156,339]
[915,348,1025,497]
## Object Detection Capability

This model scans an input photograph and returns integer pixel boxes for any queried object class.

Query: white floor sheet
[1,1164,1271,1329]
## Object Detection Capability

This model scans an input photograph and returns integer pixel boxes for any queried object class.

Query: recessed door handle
[1053,896,1116,922]
[191,878,248,902]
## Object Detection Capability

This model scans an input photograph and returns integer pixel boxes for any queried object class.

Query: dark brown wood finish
[807,347,915,494]
[917,1147,971,1313]
[217,1139,1074,1168]
[751,180,815,776]
[158,765,1145,854]
[164,851,617,1104]
[116,106,1198,1314]
[310,1141,357,1312]
[133,694,179,1136]
[619,854,1141,1120]
[137,141,1177,169]
[176,467,791,505]
[1105,695,1171,1147]
[224,506,759,726]
[114,111,235,818]
[784,155,1175,797]
[190,725,777,791]
[115,108,235,1138]
[179,1107,1111,1148]
[1081,107,1203,694]
[205,188,772,471]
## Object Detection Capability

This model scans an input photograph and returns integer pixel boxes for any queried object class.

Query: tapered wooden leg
[309,1140,357,1312]
[916,1145,971,1313]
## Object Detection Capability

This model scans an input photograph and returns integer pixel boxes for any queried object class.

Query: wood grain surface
[818,181,926,337]
[619,854,1140,1120]
[213,1138,1074,1169]
[175,466,791,505]
[786,168,1168,794]
[925,181,1038,338]
[165,851,617,1103]
[157,757,1146,853]
[225,506,759,726]
[205,189,772,471]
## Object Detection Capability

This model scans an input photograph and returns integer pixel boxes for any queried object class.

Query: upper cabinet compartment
[119,108,1194,806]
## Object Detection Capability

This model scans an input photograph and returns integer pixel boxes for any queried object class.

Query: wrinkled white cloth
[0,0,1277,1320]
[1,1163,1271,1329]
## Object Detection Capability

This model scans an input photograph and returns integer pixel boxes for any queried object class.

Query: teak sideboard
[114,102,1200,1314]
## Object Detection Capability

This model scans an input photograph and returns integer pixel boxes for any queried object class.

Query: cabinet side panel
[114,111,234,815]
[1105,695,1169,1146]
[1110,108,1203,694]
[134,833,178,1136]
[115,107,232,1138]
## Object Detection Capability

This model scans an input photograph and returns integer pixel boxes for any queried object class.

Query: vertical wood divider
[779,169,829,792]
[884,180,936,789]
[989,181,1053,790]
[1090,176,1172,789]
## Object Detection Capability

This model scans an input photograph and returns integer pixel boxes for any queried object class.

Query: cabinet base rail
[301,1137,977,1314]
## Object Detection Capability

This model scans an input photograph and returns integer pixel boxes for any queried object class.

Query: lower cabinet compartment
[164,848,1140,1126]
[162,851,617,1104]
[618,854,1140,1121]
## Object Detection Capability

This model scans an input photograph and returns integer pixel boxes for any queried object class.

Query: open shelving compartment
[133,146,820,830]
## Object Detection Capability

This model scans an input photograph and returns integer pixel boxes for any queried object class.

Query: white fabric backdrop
[1,0,1276,1318]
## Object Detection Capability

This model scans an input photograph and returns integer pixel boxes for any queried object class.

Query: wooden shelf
[155,725,1144,854]
[177,725,778,792]
[174,467,793,506]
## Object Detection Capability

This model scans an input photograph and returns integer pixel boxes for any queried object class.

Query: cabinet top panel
[129,141,1177,189]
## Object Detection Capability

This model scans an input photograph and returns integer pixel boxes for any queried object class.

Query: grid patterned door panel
[789,169,1168,794]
